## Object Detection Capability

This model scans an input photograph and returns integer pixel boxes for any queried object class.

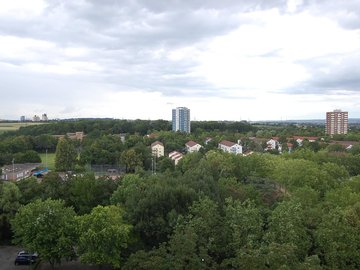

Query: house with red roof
[218,140,242,155]
[292,136,318,146]
[266,137,280,151]
[168,151,183,165]
[151,141,164,158]
[185,140,202,153]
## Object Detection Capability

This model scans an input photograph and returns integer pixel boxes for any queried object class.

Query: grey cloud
[281,53,360,95]
[134,0,287,13]
[294,0,360,30]
[59,106,78,114]
[0,0,288,76]
[39,0,290,50]
[1,0,360,117]
[311,53,360,90]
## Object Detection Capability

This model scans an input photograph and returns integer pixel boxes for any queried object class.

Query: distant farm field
[39,152,56,170]
[0,122,47,134]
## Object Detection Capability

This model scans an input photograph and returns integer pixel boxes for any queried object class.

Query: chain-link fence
[88,164,126,177]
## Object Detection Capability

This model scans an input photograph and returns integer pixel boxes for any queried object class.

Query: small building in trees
[266,137,280,151]
[151,141,165,158]
[53,131,85,141]
[66,132,85,141]
[185,140,202,153]
[168,151,183,165]
[1,163,41,181]
[292,136,318,146]
[218,140,242,155]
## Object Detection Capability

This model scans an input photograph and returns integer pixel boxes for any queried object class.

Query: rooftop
[219,140,236,147]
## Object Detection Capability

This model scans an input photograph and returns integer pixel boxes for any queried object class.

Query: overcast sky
[1,0,360,121]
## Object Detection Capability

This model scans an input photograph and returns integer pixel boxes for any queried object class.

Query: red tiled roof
[151,141,164,147]
[219,140,236,147]
[146,133,158,138]
[186,140,198,147]
[293,136,318,141]
[169,151,183,160]
[329,141,358,147]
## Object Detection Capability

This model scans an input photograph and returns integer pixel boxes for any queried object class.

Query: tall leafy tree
[55,138,77,171]
[40,172,66,200]
[14,150,41,163]
[111,174,197,248]
[120,149,143,172]
[11,199,77,269]
[122,245,169,270]
[225,198,263,252]
[77,205,132,269]
[265,201,311,260]
[0,182,22,241]
[67,174,117,214]
[315,204,360,269]
[16,177,43,204]
[166,197,224,269]
[168,225,209,270]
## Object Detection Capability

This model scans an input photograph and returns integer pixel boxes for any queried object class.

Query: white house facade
[169,151,183,165]
[218,140,243,155]
[185,140,202,153]
[151,141,164,158]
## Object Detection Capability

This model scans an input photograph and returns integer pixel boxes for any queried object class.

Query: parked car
[14,251,38,265]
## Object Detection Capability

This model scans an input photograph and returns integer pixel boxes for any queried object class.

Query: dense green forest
[1,119,360,269]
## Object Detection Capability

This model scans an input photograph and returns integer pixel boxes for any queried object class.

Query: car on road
[14,251,38,265]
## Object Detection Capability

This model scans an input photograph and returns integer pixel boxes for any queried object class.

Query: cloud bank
[0,0,360,120]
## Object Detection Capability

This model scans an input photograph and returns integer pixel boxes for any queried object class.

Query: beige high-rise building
[326,110,348,135]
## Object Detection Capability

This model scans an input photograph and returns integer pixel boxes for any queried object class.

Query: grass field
[0,122,47,134]
[39,152,56,170]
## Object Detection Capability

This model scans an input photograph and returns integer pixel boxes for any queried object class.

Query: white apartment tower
[42,113,48,121]
[172,107,190,133]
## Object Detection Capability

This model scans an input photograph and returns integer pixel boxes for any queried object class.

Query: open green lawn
[39,152,56,170]
[0,122,47,134]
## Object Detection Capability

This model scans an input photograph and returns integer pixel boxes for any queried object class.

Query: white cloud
[24,61,103,75]
[287,0,303,13]
[0,0,46,17]
[0,35,55,61]
[1,0,360,120]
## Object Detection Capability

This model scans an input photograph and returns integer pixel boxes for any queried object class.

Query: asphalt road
[0,246,30,270]
[0,246,103,270]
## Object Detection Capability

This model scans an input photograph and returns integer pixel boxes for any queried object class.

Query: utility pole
[151,157,154,175]
[12,158,15,181]
[154,156,156,174]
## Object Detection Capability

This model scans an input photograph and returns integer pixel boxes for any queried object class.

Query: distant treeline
[0,119,256,137]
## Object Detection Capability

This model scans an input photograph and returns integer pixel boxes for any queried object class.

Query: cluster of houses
[3,133,358,182]
[151,139,244,165]
[264,136,355,152]
[151,135,359,166]
[264,136,319,153]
